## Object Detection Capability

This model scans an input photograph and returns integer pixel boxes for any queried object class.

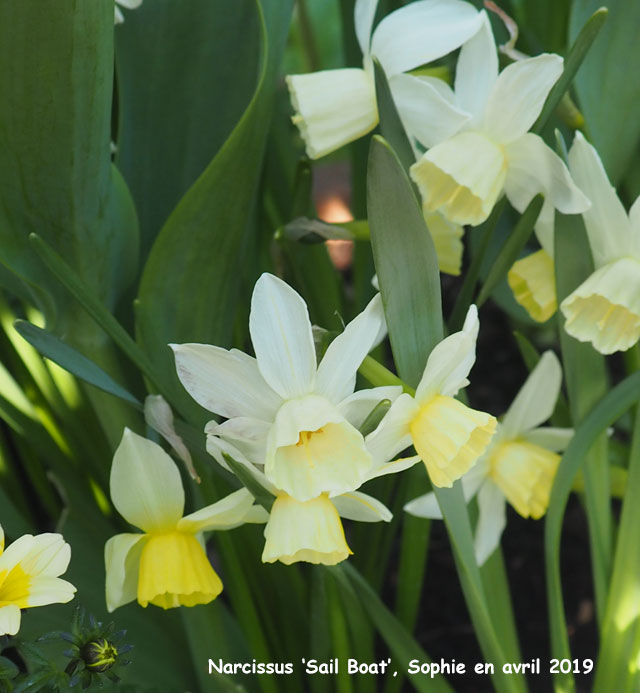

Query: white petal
[504,133,590,222]
[522,427,574,452]
[172,343,281,420]
[316,293,386,403]
[338,386,403,430]
[355,0,378,55]
[364,392,417,466]
[24,576,76,607]
[389,74,470,149]
[366,454,421,480]
[415,305,479,401]
[207,416,270,464]
[568,131,633,267]
[454,11,498,122]
[474,482,506,565]
[501,351,562,438]
[117,0,143,8]
[484,54,563,144]
[371,0,482,76]
[105,533,146,613]
[404,492,442,519]
[0,604,21,636]
[630,196,640,237]
[110,429,184,533]
[332,491,392,522]
[0,524,4,553]
[114,7,124,23]
[18,534,70,578]
[205,435,277,495]
[250,274,317,399]
[287,69,378,159]
[0,535,35,575]
[178,489,256,533]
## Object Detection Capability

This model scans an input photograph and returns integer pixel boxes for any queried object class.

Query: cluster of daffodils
[0,524,75,636]
[406,352,572,563]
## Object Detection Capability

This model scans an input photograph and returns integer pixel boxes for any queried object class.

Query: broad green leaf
[477,195,543,307]
[367,136,442,388]
[135,0,294,415]
[0,1,138,337]
[532,8,607,134]
[545,369,640,692]
[14,321,141,408]
[569,3,639,182]
[115,0,261,261]
[554,213,611,627]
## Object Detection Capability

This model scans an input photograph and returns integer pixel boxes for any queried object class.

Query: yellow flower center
[409,395,496,488]
[0,564,31,609]
[487,439,560,519]
[137,531,222,609]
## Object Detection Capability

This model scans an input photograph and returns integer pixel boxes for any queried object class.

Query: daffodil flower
[560,132,640,354]
[287,0,483,159]
[114,0,142,24]
[406,12,589,230]
[0,525,76,636]
[364,305,497,488]
[105,429,265,612]
[508,247,557,323]
[405,351,572,564]
[205,431,419,566]
[173,273,401,504]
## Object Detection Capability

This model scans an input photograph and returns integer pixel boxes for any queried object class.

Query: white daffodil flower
[205,430,419,566]
[559,132,640,354]
[0,525,76,636]
[105,429,265,612]
[173,273,400,504]
[364,305,497,488]
[405,351,572,564]
[406,12,589,230]
[507,247,557,323]
[114,0,142,24]
[287,0,483,159]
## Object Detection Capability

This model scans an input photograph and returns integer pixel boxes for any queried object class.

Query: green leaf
[477,195,543,307]
[544,370,640,691]
[373,59,415,174]
[568,4,640,182]
[0,1,138,337]
[367,136,443,388]
[135,0,294,415]
[14,321,141,408]
[336,564,453,693]
[532,8,607,135]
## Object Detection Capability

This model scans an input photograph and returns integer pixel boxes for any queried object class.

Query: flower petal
[371,0,482,76]
[0,535,35,575]
[205,435,277,494]
[366,454,421,480]
[568,131,633,267]
[262,494,352,565]
[105,533,146,613]
[454,11,498,123]
[0,604,21,636]
[17,534,70,578]
[331,491,392,522]
[364,392,417,466]
[522,427,574,452]
[178,489,256,534]
[172,343,281,420]
[484,54,563,144]
[560,258,640,354]
[24,576,76,607]
[508,249,557,323]
[411,131,507,226]
[404,492,443,519]
[207,416,270,464]
[504,133,590,222]
[415,305,479,401]
[501,351,562,438]
[355,0,378,55]
[110,429,184,533]
[389,73,470,149]
[250,273,317,399]
[474,481,506,565]
[337,386,403,430]
[316,293,387,403]
[287,69,378,159]
[425,211,464,276]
